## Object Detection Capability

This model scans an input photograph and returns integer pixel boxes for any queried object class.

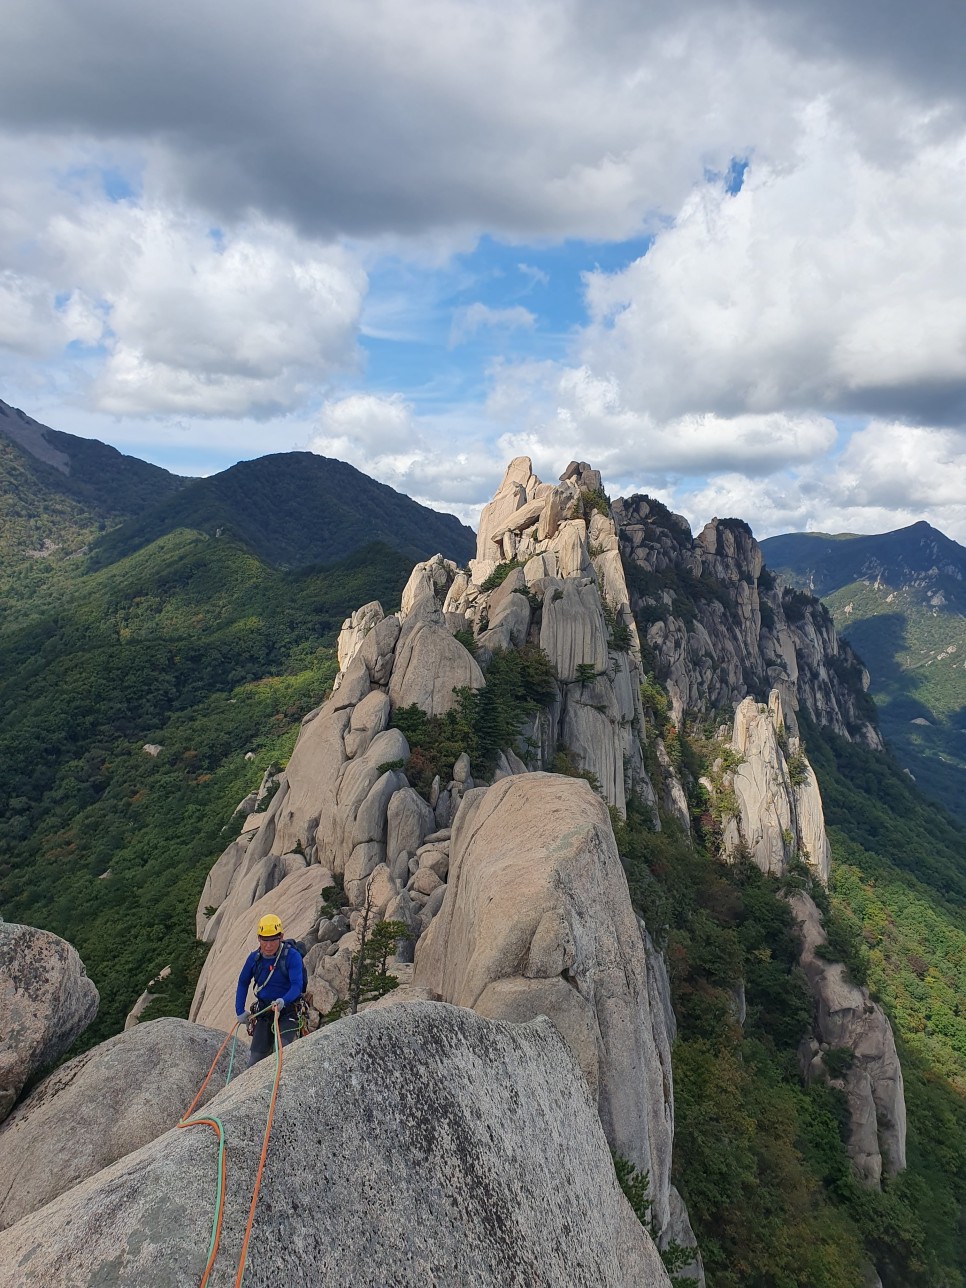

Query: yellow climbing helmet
[257,913,283,938]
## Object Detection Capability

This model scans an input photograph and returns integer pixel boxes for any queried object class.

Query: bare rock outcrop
[614,496,882,750]
[791,892,907,1186]
[443,457,656,817]
[414,774,676,1239]
[387,615,485,715]
[720,690,830,882]
[0,923,98,1122]
[0,1004,672,1288]
[192,455,663,1010]
[0,1018,229,1230]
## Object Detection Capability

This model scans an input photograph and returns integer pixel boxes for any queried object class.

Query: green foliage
[88,451,475,571]
[579,487,611,519]
[639,674,670,728]
[613,1151,652,1225]
[479,558,522,592]
[318,879,349,920]
[574,661,598,685]
[786,750,810,787]
[822,1047,855,1079]
[452,627,478,656]
[762,526,966,819]
[391,644,558,790]
[601,598,633,652]
[624,555,738,628]
[612,725,963,1287]
[549,748,604,797]
[324,895,412,1020]
[0,533,412,1046]
[611,1153,695,1286]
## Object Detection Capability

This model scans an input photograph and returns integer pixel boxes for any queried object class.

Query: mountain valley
[1,414,965,1286]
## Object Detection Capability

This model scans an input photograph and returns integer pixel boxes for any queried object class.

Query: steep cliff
[614,495,882,749]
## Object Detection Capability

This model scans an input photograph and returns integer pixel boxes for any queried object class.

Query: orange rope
[181,1117,228,1288]
[177,1017,244,1286]
[179,1022,239,1123]
[234,1008,285,1287]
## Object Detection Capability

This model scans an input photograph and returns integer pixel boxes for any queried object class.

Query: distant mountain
[762,522,966,820]
[760,521,966,610]
[89,451,476,571]
[0,398,184,563]
[1,399,476,572]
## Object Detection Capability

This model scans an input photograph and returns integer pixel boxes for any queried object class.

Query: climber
[235,913,303,1066]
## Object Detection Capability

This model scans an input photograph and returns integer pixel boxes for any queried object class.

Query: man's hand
[236,1011,246,1022]
[271,999,283,1012]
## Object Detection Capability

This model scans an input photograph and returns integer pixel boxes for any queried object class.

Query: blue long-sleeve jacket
[235,944,302,1016]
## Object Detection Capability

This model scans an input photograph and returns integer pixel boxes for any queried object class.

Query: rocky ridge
[0,454,917,1282]
[187,457,695,1263]
[614,495,882,748]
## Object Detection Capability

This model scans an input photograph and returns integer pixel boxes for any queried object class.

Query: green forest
[0,528,413,1045]
[615,700,966,1288]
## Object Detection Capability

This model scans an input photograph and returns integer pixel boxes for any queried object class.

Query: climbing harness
[177,1005,285,1287]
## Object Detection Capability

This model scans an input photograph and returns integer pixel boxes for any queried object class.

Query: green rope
[235,1009,284,1288]
[177,1110,227,1274]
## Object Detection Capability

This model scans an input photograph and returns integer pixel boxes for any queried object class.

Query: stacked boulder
[192,457,663,1035]
[187,457,700,1263]
[0,921,99,1122]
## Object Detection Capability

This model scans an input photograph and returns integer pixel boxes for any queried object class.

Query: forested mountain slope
[762,523,966,820]
[0,400,473,1044]
[89,451,476,570]
[3,450,966,1286]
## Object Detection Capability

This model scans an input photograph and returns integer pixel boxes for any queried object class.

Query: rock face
[182,455,697,1273]
[0,1004,672,1288]
[0,1018,229,1230]
[444,457,657,818]
[791,893,907,1187]
[718,689,830,882]
[614,496,882,750]
[415,774,676,1240]
[709,695,907,1192]
[0,923,98,1121]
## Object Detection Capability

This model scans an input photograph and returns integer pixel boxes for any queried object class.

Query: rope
[176,1005,285,1288]
[234,1008,284,1287]
[177,1018,244,1287]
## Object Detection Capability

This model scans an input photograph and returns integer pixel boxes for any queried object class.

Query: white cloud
[485,359,837,479]
[307,392,504,521]
[517,263,549,288]
[578,106,966,425]
[0,193,366,417]
[0,1,882,245]
[449,302,536,347]
[2,0,966,545]
[674,422,966,543]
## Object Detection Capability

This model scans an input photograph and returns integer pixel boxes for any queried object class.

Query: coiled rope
[177,1006,285,1287]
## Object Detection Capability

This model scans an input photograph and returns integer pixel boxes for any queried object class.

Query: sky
[2,0,966,542]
